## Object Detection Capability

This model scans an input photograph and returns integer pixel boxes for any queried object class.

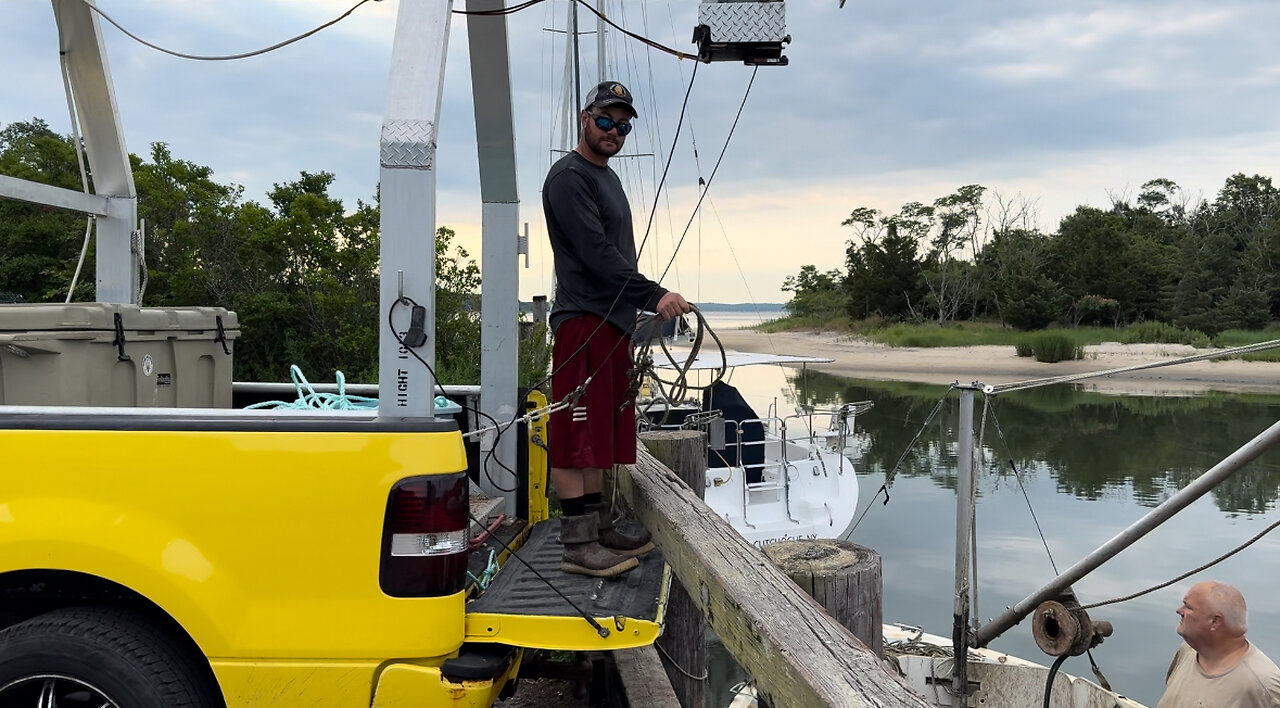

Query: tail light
[380,472,469,597]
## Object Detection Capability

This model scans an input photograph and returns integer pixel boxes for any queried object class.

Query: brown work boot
[588,502,655,557]
[559,513,638,578]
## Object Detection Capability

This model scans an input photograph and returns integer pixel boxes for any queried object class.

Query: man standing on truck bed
[543,80,691,578]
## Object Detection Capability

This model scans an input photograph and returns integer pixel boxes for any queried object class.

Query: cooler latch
[214,315,232,355]
[112,312,131,362]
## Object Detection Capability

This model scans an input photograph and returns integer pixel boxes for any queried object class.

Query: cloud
[5,0,1280,303]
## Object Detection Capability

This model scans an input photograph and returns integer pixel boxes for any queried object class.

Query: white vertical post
[468,0,521,508]
[952,386,976,698]
[378,0,453,419]
[52,0,138,304]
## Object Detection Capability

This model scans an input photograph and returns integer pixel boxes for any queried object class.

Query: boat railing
[644,405,868,527]
[713,417,801,528]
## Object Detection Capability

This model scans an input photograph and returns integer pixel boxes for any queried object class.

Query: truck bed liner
[468,518,663,623]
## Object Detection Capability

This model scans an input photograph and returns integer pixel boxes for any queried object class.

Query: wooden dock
[612,430,931,708]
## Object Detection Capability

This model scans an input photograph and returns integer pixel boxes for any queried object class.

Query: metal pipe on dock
[974,419,1280,648]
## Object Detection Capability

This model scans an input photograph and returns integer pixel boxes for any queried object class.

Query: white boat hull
[727,624,1146,708]
[703,442,860,548]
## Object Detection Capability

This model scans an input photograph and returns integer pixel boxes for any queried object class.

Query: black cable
[1044,654,1069,708]
[658,66,758,284]
[634,305,728,403]
[985,394,1117,687]
[93,0,691,69]
[1080,516,1280,611]
[847,387,953,536]
[571,0,695,61]
[88,0,377,61]
[469,514,609,637]
[635,61,699,259]
[986,399,1060,574]
[388,297,520,492]
[454,0,548,16]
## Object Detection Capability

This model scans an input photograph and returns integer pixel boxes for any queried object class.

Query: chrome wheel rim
[0,674,119,707]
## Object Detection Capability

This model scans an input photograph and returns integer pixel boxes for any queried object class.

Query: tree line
[784,177,1280,334]
[0,118,533,384]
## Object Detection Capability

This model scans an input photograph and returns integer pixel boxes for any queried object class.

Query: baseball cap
[585,81,638,118]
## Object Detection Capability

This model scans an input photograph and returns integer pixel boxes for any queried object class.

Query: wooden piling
[638,430,706,708]
[762,540,884,658]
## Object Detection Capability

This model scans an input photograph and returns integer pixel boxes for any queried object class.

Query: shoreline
[709,328,1280,396]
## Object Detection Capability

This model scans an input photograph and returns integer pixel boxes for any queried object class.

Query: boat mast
[596,0,607,84]
[570,2,581,143]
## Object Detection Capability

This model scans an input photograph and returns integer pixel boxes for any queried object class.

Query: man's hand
[656,291,692,320]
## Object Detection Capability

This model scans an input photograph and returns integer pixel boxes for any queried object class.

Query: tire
[0,606,216,708]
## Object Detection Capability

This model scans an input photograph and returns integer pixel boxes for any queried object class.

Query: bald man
[1157,580,1280,707]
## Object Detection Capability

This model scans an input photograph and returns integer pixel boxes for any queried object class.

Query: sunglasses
[588,112,633,136]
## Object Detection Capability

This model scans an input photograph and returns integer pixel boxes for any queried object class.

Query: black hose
[1044,654,1070,708]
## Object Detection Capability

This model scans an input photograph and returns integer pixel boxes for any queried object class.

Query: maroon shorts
[550,315,637,469]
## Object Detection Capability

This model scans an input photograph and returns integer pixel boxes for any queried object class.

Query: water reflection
[701,365,1280,708]
[792,370,1280,515]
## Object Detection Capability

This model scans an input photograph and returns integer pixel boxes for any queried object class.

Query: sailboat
[638,340,872,548]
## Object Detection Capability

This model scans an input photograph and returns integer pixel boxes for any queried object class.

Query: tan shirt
[1158,642,1280,708]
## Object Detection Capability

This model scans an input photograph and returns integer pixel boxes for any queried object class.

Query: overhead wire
[87,0,380,61]
[848,386,955,536]
[656,66,757,284]
[572,0,694,61]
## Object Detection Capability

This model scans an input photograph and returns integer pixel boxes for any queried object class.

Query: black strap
[112,312,130,361]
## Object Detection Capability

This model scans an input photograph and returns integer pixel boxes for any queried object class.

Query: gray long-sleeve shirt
[543,151,667,336]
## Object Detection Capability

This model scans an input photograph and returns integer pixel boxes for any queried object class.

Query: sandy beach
[710,328,1280,396]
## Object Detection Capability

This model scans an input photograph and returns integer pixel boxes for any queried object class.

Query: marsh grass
[1212,329,1280,362]
[1016,332,1084,362]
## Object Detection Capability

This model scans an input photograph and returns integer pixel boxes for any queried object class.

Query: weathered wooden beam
[613,646,682,708]
[643,431,707,708]
[618,433,930,708]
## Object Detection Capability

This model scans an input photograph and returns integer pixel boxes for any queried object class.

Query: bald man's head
[1197,581,1248,634]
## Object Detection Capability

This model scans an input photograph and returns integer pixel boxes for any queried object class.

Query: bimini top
[652,348,833,371]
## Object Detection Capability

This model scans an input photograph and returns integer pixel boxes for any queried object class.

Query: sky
[5,0,1280,306]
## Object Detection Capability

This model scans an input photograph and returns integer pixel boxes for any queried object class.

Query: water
[695,308,785,331]
[696,364,1280,708]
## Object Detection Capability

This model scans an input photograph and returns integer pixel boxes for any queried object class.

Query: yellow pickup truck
[0,401,665,707]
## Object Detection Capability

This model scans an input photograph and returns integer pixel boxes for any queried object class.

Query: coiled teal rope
[245,365,379,410]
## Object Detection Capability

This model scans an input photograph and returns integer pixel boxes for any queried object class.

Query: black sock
[584,492,603,507]
[561,495,586,517]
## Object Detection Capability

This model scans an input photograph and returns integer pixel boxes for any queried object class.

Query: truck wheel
[0,607,216,708]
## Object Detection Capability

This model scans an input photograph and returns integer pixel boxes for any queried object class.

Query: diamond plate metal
[698,2,786,43]
[380,119,437,169]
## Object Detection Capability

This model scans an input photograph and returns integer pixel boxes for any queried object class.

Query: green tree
[979,227,1064,329]
[0,119,505,387]
[782,264,845,318]
[842,208,926,320]
[0,119,89,301]
[921,185,986,323]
